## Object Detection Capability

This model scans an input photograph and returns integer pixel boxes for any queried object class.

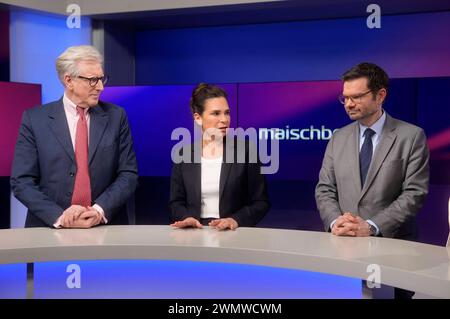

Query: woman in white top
[169,83,270,230]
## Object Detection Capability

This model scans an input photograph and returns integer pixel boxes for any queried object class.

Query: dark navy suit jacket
[10,98,138,227]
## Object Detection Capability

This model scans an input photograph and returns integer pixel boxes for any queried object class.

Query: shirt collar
[63,93,89,116]
[359,109,386,139]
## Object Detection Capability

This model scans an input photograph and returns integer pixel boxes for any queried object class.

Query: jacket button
[69,172,75,177]
[66,192,72,197]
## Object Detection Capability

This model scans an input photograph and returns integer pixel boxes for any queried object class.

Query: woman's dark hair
[341,62,389,94]
[190,83,227,115]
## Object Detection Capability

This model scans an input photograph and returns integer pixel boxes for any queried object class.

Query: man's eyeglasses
[338,90,372,105]
[76,75,109,87]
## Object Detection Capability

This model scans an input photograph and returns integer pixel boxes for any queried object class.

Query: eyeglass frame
[75,75,109,87]
[338,89,374,105]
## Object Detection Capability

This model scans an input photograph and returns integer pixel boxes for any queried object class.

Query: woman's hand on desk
[209,218,239,231]
[170,217,203,229]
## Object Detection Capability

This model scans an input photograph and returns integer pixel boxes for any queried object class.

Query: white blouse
[200,156,222,219]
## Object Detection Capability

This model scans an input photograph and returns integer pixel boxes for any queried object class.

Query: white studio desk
[0,225,449,298]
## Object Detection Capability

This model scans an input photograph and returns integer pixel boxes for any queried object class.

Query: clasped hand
[332,212,371,237]
[59,205,103,228]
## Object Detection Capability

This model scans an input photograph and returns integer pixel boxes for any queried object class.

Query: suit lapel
[88,105,108,164]
[219,162,232,200]
[190,143,202,211]
[219,138,233,200]
[349,123,362,193]
[192,162,202,210]
[47,99,75,162]
[359,114,397,201]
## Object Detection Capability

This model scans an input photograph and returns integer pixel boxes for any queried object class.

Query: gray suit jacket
[315,113,429,240]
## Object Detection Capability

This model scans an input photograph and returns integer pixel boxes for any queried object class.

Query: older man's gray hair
[56,45,103,85]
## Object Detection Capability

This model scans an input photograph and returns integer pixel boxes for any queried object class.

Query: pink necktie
[71,106,91,207]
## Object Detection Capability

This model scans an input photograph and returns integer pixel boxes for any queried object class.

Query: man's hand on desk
[332,212,371,237]
[58,205,104,228]
[59,205,86,228]
[79,207,104,228]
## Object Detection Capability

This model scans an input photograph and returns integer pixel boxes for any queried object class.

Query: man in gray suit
[315,62,429,298]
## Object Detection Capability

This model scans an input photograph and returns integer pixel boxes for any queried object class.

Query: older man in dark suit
[11,45,138,228]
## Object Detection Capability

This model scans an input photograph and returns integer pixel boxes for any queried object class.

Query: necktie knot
[364,128,375,138]
[77,106,86,120]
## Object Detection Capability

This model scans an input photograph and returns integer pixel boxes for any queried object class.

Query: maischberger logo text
[259,125,338,140]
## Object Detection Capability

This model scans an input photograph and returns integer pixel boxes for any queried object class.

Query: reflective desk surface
[1,226,449,298]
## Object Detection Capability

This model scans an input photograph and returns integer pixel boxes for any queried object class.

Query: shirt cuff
[93,204,108,224]
[366,219,380,236]
[330,219,337,232]
[53,215,63,228]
